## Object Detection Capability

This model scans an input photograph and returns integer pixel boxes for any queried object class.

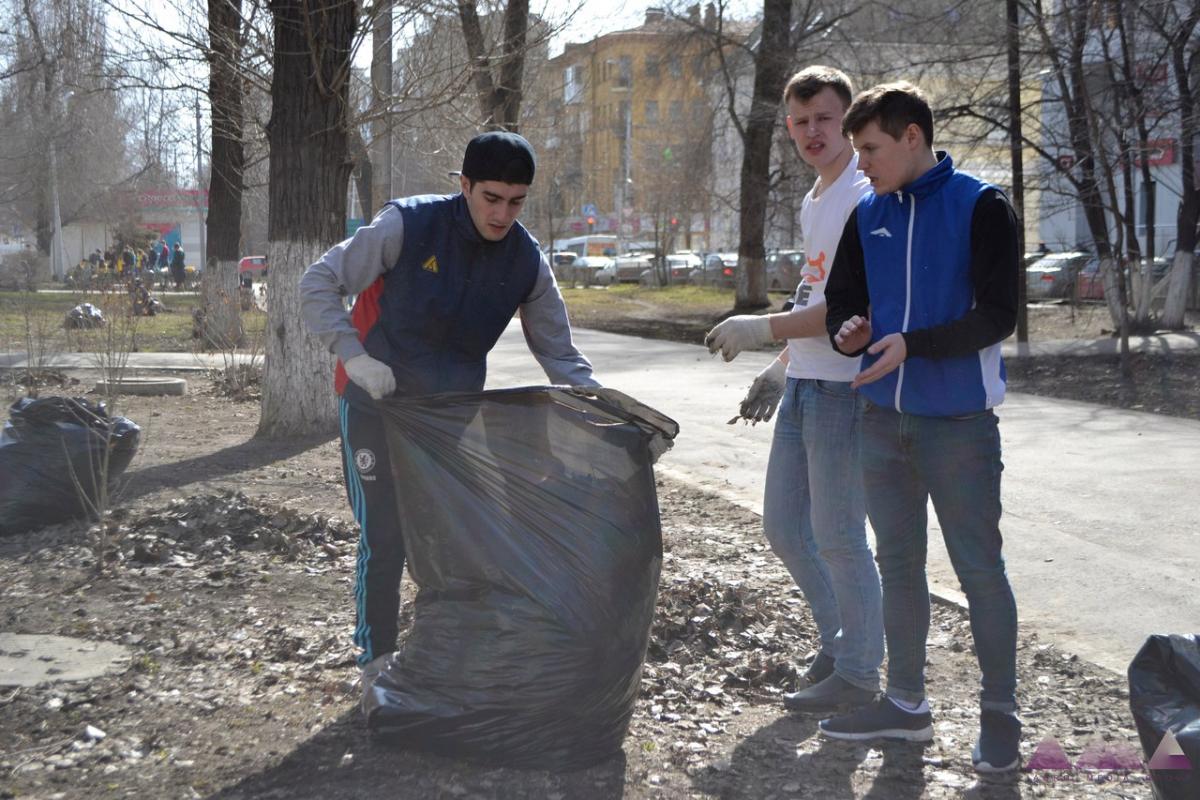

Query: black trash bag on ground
[1129,634,1200,799]
[0,397,140,536]
[63,302,106,329]
[362,386,678,771]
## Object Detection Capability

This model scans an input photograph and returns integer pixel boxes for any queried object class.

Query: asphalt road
[486,321,1200,675]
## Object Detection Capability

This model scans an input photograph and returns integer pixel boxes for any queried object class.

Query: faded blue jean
[860,402,1018,712]
[762,378,884,691]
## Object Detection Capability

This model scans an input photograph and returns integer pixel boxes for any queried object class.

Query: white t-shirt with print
[785,152,869,382]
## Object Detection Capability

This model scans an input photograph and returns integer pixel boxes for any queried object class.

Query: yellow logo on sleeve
[422,254,439,274]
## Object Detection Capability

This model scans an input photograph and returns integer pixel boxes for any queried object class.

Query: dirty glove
[705,315,774,362]
[344,353,395,400]
[736,359,787,424]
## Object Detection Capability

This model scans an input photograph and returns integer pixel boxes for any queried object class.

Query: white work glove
[344,353,396,400]
[735,359,787,425]
[704,314,774,362]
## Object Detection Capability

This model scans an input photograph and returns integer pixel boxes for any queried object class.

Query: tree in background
[199,0,247,351]
[257,0,356,438]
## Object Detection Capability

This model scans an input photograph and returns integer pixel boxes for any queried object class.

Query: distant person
[160,241,170,276]
[703,65,883,714]
[170,242,186,289]
[822,81,1021,774]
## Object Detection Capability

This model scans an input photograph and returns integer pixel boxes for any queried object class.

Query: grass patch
[0,290,266,353]
[560,284,738,317]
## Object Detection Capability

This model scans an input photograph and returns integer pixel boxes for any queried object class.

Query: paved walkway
[2,325,1197,674]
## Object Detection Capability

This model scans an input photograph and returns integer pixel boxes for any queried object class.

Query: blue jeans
[763,378,884,691]
[861,402,1018,712]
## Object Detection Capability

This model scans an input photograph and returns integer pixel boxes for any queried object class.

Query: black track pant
[338,397,405,666]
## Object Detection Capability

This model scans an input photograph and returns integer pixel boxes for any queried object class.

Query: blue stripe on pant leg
[340,398,374,665]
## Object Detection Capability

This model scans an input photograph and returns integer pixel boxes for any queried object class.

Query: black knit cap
[459,131,536,184]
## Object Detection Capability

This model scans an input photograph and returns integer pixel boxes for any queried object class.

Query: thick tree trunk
[735,0,791,312]
[1162,27,1198,328]
[201,0,246,350]
[259,0,355,438]
[369,0,393,215]
[495,0,529,131]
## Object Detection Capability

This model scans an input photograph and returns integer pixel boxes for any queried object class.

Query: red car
[238,256,267,284]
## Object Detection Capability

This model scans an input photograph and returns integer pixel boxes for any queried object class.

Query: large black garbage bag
[362,386,678,770]
[0,397,140,536]
[1129,634,1200,799]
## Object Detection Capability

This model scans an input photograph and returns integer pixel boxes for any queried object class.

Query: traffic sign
[582,203,598,217]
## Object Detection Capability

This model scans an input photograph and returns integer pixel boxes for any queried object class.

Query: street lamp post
[47,88,74,281]
[48,142,65,280]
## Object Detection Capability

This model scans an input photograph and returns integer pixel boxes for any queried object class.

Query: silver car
[1026,252,1091,300]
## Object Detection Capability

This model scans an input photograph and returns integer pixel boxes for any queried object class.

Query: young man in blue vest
[821,82,1021,773]
[299,132,600,669]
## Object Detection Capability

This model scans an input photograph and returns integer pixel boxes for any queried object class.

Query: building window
[669,100,683,122]
[563,64,584,104]
[617,55,632,88]
[691,53,707,76]
[691,101,708,124]
[645,55,659,78]
[668,55,682,79]
[645,100,659,125]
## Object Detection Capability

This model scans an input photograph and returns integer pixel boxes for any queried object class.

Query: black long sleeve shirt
[825,188,1020,358]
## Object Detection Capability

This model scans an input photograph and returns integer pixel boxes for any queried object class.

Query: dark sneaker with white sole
[972,709,1022,773]
[784,674,876,713]
[801,651,835,688]
[819,695,934,742]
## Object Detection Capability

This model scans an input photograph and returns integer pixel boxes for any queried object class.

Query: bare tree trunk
[369,0,393,215]
[1161,9,1200,328]
[456,0,529,131]
[1007,0,1027,343]
[259,0,355,438]
[735,0,791,312]
[201,0,246,350]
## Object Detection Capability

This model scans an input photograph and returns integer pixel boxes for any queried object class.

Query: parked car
[571,255,615,286]
[1076,255,1170,301]
[1025,251,1091,300]
[548,251,577,281]
[238,255,268,287]
[614,254,654,283]
[765,250,806,293]
[665,252,702,283]
[694,252,739,288]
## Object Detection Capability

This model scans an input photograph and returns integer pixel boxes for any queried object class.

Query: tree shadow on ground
[117,431,336,503]
[205,708,629,800]
[691,713,935,799]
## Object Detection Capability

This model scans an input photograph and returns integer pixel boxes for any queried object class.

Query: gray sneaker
[784,674,876,713]
[800,651,835,688]
[819,695,934,742]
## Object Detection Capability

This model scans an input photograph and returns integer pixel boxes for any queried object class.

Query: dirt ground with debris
[0,375,1156,799]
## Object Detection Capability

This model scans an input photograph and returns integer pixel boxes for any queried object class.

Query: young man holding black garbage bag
[300,131,609,669]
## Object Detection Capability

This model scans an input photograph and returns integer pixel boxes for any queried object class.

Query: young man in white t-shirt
[705,66,882,712]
